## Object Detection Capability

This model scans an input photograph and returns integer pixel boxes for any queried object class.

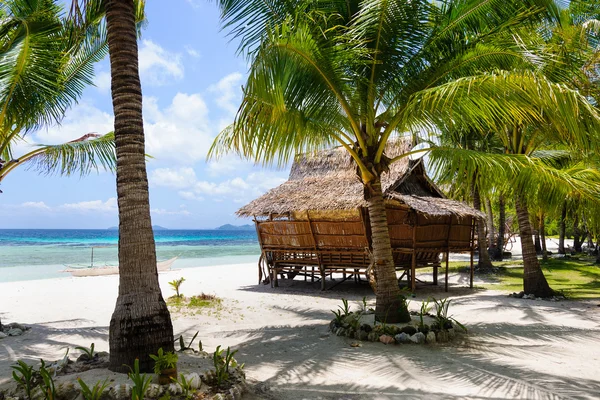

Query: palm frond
[0,132,116,181]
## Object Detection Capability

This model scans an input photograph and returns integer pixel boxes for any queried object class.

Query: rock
[145,384,163,398]
[367,332,379,342]
[394,333,411,344]
[109,384,131,400]
[426,331,436,344]
[409,332,426,344]
[358,330,368,341]
[517,291,525,298]
[436,330,449,343]
[447,328,455,339]
[55,382,79,400]
[400,326,417,335]
[418,324,430,334]
[7,328,23,336]
[167,383,182,395]
[8,323,25,331]
[360,324,372,333]
[0,332,7,339]
[379,335,395,345]
[335,328,345,336]
[358,314,375,326]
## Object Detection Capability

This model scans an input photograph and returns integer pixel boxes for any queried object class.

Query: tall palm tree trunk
[515,196,553,297]
[484,197,497,259]
[496,193,505,261]
[366,178,408,323]
[533,217,542,255]
[105,0,174,373]
[558,201,567,254]
[472,183,493,271]
[540,213,548,261]
[573,212,582,252]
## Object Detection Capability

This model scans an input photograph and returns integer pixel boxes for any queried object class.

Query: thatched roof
[238,141,484,219]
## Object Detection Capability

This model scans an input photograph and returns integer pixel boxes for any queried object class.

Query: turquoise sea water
[0,229,260,283]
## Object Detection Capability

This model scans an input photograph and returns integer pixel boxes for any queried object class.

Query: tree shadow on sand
[0,320,108,386]
[206,304,600,400]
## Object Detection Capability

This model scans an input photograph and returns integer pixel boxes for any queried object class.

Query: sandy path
[1,259,599,399]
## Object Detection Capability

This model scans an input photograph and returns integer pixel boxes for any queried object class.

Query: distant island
[107,225,169,231]
[216,224,255,231]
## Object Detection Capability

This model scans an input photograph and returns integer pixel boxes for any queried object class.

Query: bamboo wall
[256,206,475,276]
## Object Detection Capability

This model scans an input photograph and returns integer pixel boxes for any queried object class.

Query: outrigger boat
[62,247,177,277]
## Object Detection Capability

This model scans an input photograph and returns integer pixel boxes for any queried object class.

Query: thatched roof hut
[241,142,483,292]
[239,142,483,220]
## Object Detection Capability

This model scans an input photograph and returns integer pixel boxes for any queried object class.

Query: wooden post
[411,214,417,292]
[470,217,476,289]
[307,211,325,290]
[254,218,266,285]
[444,216,452,291]
[445,251,450,292]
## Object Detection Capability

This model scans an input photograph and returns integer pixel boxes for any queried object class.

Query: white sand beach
[2,246,600,399]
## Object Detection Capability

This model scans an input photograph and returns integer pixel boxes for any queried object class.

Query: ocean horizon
[0,229,260,283]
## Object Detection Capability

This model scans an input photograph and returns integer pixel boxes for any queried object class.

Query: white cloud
[60,197,118,213]
[185,46,200,58]
[21,201,51,211]
[151,208,191,216]
[208,72,244,116]
[144,93,213,163]
[138,40,184,86]
[153,167,286,203]
[149,167,197,189]
[33,102,113,145]
[94,71,111,94]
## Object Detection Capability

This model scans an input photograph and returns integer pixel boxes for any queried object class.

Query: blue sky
[0,0,289,229]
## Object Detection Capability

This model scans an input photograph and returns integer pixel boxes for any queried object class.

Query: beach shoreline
[2,252,599,399]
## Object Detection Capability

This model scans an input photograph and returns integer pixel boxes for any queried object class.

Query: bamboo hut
[239,141,485,291]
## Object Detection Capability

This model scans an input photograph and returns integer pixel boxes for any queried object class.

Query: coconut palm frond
[0,133,116,182]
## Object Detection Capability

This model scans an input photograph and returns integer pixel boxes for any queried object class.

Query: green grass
[167,293,222,311]
[478,257,600,299]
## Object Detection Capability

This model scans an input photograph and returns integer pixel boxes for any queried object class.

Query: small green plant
[75,343,96,360]
[331,309,344,325]
[11,360,35,400]
[38,360,56,400]
[212,346,239,387]
[127,359,152,400]
[169,277,186,298]
[177,331,199,352]
[149,348,178,374]
[171,373,194,400]
[339,298,351,316]
[432,298,467,333]
[158,394,171,400]
[361,296,368,312]
[77,378,110,400]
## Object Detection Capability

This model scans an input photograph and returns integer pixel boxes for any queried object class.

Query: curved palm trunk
[540,213,548,261]
[472,183,493,271]
[558,201,566,255]
[105,0,174,373]
[533,217,542,255]
[573,213,582,253]
[515,196,553,297]
[366,178,408,323]
[496,194,505,261]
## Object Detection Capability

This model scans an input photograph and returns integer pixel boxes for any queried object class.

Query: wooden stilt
[445,251,449,292]
[470,217,476,289]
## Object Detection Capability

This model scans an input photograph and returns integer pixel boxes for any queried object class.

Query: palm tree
[210,0,598,319]
[69,0,174,372]
[100,0,174,372]
[0,0,116,191]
